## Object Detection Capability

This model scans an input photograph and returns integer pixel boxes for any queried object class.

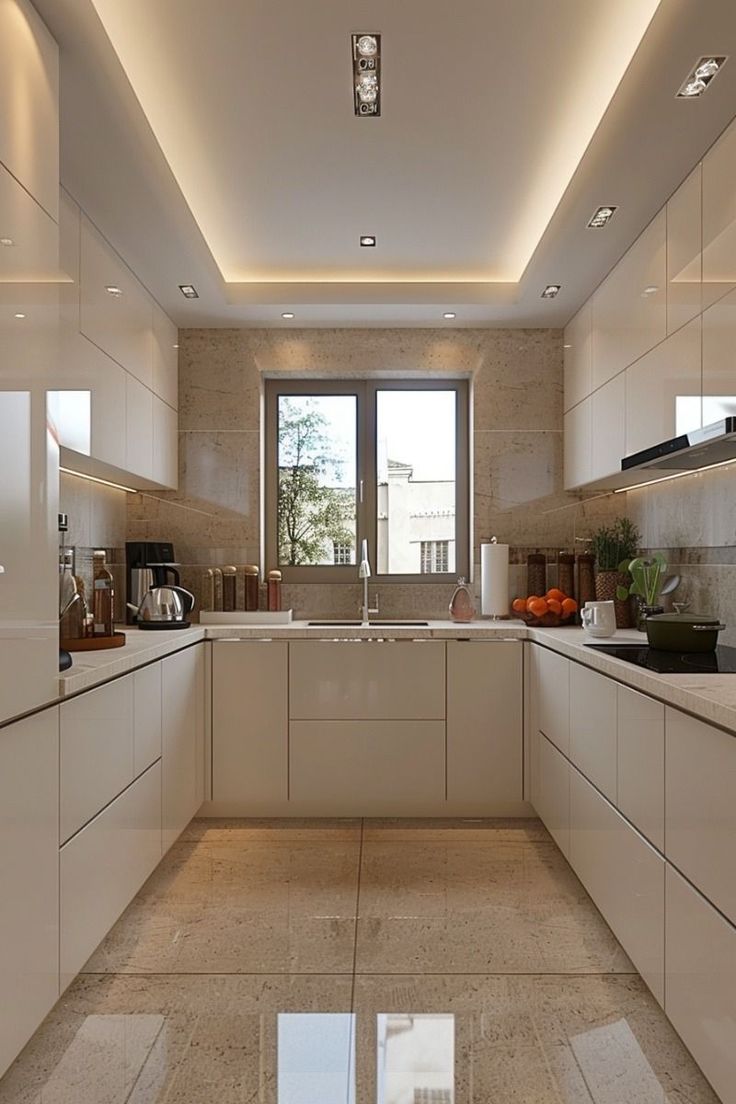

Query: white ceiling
[32,0,736,326]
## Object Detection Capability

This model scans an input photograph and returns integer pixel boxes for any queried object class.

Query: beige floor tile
[352,973,720,1103]
[363,816,551,843]
[355,839,633,974]
[181,816,362,843]
[83,839,361,975]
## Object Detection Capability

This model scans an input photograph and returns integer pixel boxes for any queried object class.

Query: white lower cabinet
[133,662,162,776]
[212,641,288,808]
[617,685,664,850]
[570,768,665,1004]
[530,644,570,755]
[665,866,736,1104]
[531,730,570,857]
[60,761,162,991]
[0,709,59,1080]
[446,640,523,811]
[569,663,617,802]
[162,645,205,851]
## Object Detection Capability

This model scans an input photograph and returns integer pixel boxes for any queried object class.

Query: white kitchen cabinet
[152,303,179,409]
[569,663,617,802]
[616,685,664,850]
[667,165,702,334]
[564,302,592,411]
[60,761,162,990]
[702,115,736,312]
[80,214,153,385]
[446,641,523,811]
[702,286,736,428]
[625,316,702,458]
[125,372,154,479]
[531,730,570,857]
[0,0,58,223]
[0,709,59,1079]
[60,675,134,844]
[570,768,665,1004]
[665,866,736,1104]
[289,720,446,811]
[530,644,570,754]
[590,372,626,482]
[665,707,736,924]
[289,640,445,720]
[212,641,288,808]
[162,644,205,852]
[152,395,178,489]
[563,397,592,490]
[591,210,667,386]
[133,662,162,777]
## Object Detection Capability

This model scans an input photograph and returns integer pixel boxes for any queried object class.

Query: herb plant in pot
[590,518,641,628]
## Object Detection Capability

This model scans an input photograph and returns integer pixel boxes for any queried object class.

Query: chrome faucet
[358,539,379,624]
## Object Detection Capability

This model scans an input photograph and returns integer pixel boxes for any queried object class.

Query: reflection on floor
[0,818,721,1103]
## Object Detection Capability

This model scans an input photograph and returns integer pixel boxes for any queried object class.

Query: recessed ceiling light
[0,237,15,247]
[281,312,295,319]
[360,235,376,247]
[352,33,381,117]
[541,285,561,299]
[587,205,618,229]
[105,285,122,296]
[677,56,727,97]
[13,312,26,319]
[443,312,456,320]
[179,284,199,298]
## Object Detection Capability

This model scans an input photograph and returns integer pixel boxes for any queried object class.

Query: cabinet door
[0,708,59,1079]
[125,372,153,479]
[617,685,664,850]
[702,115,736,312]
[702,286,736,428]
[133,662,162,776]
[563,397,592,490]
[152,303,179,409]
[665,866,736,1104]
[625,317,702,457]
[162,645,204,851]
[60,675,134,844]
[446,641,522,809]
[570,769,664,1004]
[591,210,667,386]
[564,302,592,411]
[569,663,617,801]
[530,644,570,754]
[212,641,288,807]
[665,707,736,924]
[152,395,178,489]
[531,730,570,857]
[590,373,625,482]
[667,165,702,334]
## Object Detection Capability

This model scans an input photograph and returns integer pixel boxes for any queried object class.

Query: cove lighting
[541,284,561,299]
[352,33,381,117]
[587,205,617,228]
[677,56,727,97]
[59,467,138,494]
[179,284,199,298]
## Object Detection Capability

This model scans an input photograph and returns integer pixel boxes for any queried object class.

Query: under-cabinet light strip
[59,467,138,494]
[614,455,736,493]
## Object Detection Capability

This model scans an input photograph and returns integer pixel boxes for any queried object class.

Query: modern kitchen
[2,1,736,1101]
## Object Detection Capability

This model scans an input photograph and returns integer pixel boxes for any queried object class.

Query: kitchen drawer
[665,706,736,923]
[665,866,736,1104]
[60,761,162,990]
[289,720,445,810]
[617,685,664,850]
[133,662,162,776]
[60,675,134,843]
[530,644,570,754]
[570,768,665,1004]
[531,730,570,858]
[569,663,617,802]
[289,640,445,720]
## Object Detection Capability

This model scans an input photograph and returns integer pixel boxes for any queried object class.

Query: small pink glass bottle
[449,577,476,623]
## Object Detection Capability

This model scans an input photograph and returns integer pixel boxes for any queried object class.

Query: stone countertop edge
[47,620,736,737]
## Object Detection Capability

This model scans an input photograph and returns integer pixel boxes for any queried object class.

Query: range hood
[621,417,736,481]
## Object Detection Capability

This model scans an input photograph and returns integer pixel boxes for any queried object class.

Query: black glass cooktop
[585,642,736,674]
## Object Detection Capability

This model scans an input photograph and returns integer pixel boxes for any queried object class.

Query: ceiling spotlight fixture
[587,205,618,229]
[541,285,561,299]
[677,56,727,97]
[352,33,381,117]
[105,285,123,297]
[13,312,26,319]
[443,312,456,320]
[179,284,199,299]
[0,237,15,247]
[281,312,295,319]
[359,235,376,247]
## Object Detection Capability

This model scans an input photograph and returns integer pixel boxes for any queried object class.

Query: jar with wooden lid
[267,569,282,612]
[526,553,546,598]
[222,566,237,612]
[244,565,260,611]
[557,553,576,601]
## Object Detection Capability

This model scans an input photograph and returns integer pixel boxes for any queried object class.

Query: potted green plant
[616,552,668,631]
[590,517,641,628]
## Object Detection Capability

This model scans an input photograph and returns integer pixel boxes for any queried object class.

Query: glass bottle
[449,577,475,623]
[557,553,576,600]
[244,565,260,611]
[526,553,546,598]
[222,566,236,612]
[267,569,282,612]
[92,550,114,637]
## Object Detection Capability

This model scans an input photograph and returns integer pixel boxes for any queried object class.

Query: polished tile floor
[0,818,720,1103]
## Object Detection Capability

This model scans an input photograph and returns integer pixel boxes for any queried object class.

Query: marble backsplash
[59,471,127,622]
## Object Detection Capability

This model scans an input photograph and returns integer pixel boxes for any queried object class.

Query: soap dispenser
[449,577,475,623]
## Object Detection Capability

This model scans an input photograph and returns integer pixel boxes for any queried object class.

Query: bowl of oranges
[511,588,578,627]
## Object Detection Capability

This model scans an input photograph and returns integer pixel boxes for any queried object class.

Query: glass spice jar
[244,565,260,611]
[267,569,282,612]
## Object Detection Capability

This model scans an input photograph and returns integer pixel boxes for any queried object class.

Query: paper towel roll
[481,540,509,617]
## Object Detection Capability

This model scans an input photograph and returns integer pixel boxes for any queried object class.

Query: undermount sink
[307,619,429,627]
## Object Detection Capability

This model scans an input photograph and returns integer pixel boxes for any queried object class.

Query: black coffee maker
[125,541,180,624]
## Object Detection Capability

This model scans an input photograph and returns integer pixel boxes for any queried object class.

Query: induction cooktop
[584,642,736,674]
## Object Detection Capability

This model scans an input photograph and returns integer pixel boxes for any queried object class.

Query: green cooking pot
[645,612,726,653]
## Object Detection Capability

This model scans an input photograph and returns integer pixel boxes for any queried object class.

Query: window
[265,379,469,581]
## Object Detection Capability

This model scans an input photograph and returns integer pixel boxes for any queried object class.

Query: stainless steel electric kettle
[127,585,195,629]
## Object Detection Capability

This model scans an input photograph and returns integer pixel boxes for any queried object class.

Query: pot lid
[647,612,719,625]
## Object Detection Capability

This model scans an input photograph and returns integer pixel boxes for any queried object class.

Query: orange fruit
[546,587,565,602]
[528,597,549,618]
[511,598,526,614]
[561,597,578,616]
[547,598,562,615]
[525,595,540,611]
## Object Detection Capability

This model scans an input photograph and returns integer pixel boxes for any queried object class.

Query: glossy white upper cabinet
[590,372,625,482]
[702,115,736,312]
[152,304,179,409]
[625,316,702,458]
[563,302,592,412]
[125,373,154,479]
[667,165,701,334]
[152,395,178,489]
[563,396,591,490]
[80,214,153,385]
[0,0,58,223]
[591,211,666,388]
[702,286,736,428]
